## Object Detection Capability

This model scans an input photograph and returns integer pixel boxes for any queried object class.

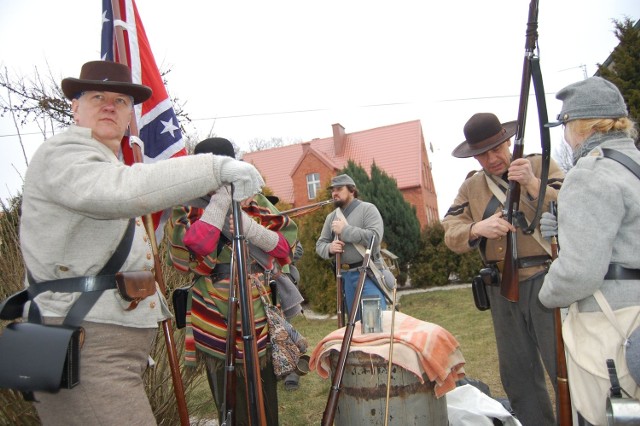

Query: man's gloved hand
[200,186,232,229]
[218,157,265,201]
[540,211,558,240]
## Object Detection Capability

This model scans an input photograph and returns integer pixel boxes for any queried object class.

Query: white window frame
[306,173,321,200]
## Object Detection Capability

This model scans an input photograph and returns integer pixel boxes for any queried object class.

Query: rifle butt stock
[500,231,520,302]
[555,306,573,426]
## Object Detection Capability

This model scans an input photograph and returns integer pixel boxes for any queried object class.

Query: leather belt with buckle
[492,256,550,273]
[341,262,362,270]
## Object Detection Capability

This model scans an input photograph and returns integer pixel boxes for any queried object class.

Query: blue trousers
[341,269,387,322]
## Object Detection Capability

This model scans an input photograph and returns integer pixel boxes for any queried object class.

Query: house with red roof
[242,120,439,228]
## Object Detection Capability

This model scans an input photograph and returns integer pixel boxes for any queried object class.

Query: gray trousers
[34,320,157,426]
[487,272,558,426]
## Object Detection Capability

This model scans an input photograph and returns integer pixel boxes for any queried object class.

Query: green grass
[190,286,507,425]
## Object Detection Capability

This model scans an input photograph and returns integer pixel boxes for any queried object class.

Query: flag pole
[110,2,190,425]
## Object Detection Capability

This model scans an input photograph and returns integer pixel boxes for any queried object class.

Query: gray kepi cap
[546,76,628,127]
[329,174,356,188]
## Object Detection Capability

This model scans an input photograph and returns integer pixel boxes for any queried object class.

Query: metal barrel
[329,351,447,425]
[606,397,640,426]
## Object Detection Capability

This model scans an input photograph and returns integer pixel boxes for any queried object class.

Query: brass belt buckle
[341,264,350,270]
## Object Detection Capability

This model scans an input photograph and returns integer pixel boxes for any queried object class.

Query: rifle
[231,193,267,426]
[500,0,551,302]
[221,242,239,425]
[141,214,190,425]
[322,236,376,426]
[278,199,333,217]
[383,283,398,426]
[335,236,345,328]
[549,201,572,426]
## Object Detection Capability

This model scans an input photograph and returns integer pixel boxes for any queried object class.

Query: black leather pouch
[472,275,491,311]
[172,285,192,329]
[0,322,82,394]
[0,289,29,320]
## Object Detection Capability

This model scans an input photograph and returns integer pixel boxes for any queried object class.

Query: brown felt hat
[452,113,517,158]
[61,60,152,105]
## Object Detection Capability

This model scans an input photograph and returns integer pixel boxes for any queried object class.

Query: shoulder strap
[27,217,136,326]
[99,217,137,275]
[479,195,502,260]
[602,148,640,180]
[593,290,640,341]
[484,173,552,256]
[63,217,137,326]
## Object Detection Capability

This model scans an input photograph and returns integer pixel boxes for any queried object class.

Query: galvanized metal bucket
[329,351,448,425]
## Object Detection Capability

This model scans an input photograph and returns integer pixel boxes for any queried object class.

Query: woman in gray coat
[539,76,640,426]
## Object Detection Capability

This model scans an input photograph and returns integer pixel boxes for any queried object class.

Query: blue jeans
[341,269,387,322]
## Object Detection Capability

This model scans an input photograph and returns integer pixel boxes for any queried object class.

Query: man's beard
[333,198,345,208]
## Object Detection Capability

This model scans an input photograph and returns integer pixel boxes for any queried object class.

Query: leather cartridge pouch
[471,266,499,311]
[0,322,81,395]
[115,271,156,311]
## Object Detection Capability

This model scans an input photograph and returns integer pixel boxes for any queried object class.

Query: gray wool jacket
[539,134,640,312]
[316,200,383,265]
[20,125,230,327]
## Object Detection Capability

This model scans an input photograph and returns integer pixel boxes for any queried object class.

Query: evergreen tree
[368,163,421,272]
[341,161,372,197]
[597,18,640,126]
[410,222,482,287]
[337,161,421,276]
[295,187,337,314]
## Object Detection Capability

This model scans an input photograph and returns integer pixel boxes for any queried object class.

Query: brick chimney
[332,123,346,156]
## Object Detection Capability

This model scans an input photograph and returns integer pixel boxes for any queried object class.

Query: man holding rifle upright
[316,174,387,321]
[442,112,564,426]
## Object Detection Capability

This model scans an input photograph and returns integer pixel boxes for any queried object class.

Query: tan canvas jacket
[442,154,564,281]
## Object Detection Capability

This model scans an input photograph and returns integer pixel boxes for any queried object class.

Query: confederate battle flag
[101,0,187,238]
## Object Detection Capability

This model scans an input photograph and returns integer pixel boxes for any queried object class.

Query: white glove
[218,157,265,201]
[539,211,558,240]
[241,212,279,252]
[200,186,231,229]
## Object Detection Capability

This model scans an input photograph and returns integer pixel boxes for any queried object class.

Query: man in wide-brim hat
[17,60,264,425]
[442,112,565,426]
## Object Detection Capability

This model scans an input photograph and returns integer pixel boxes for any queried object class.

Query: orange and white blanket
[309,311,466,398]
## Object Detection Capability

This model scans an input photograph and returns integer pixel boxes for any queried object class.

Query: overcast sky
[0,0,637,216]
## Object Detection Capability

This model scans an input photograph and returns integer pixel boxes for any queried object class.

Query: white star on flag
[160,118,179,138]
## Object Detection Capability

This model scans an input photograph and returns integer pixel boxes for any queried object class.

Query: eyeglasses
[80,91,133,110]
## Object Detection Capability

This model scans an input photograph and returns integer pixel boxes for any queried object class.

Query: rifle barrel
[231,196,267,426]
[278,199,333,215]
[335,237,345,328]
[549,201,572,425]
[500,0,540,303]
[322,236,376,426]
[221,250,238,425]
